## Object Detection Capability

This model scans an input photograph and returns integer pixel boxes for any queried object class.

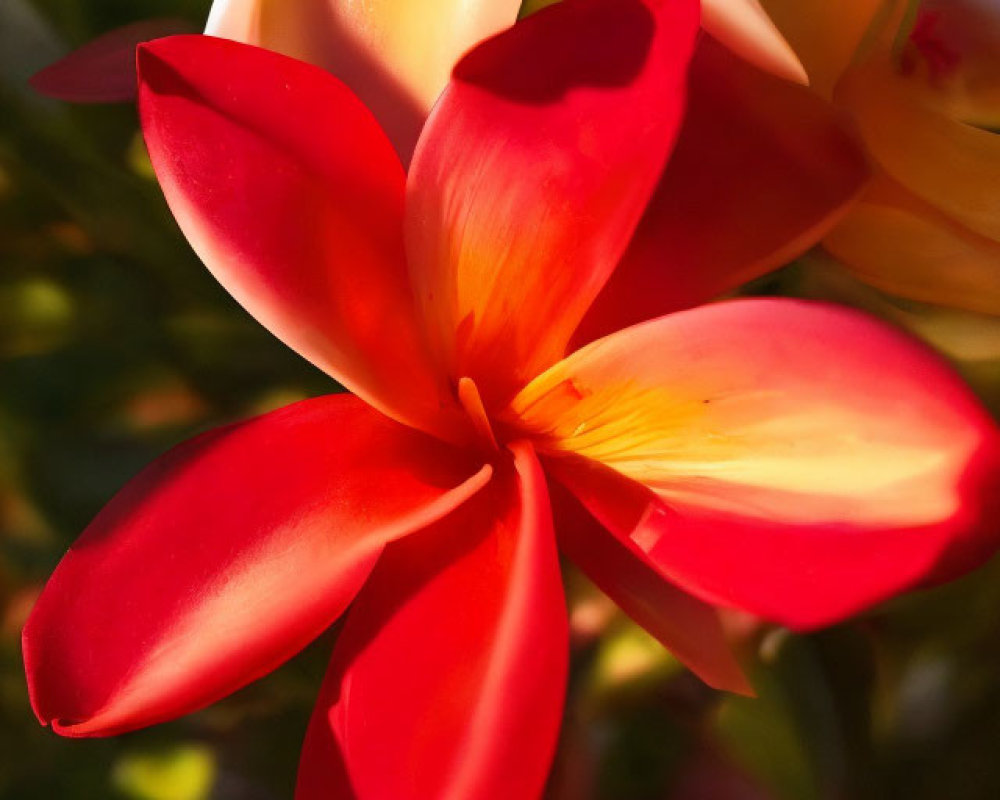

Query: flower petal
[23,395,491,737]
[825,175,1000,315]
[137,35,461,440]
[28,18,194,103]
[573,35,869,345]
[405,0,699,409]
[507,299,1000,628]
[296,442,567,800]
[549,470,752,694]
[205,0,520,161]
[700,0,807,85]
[911,0,1000,129]
[759,0,885,96]
[837,51,1000,246]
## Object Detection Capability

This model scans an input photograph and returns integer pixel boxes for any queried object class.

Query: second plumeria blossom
[21,0,1000,798]
[763,0,1000,313]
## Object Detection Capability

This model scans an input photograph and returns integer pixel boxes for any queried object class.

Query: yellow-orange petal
[505,299,1000,627]
[507,299,996,531]
[205,0,520,161]
[700,0,807,85]
[837,50,1000,244]
[824,175,1000,315]
[759,0,885,96]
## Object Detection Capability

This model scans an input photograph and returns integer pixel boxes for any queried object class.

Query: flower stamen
[458,376,499,452]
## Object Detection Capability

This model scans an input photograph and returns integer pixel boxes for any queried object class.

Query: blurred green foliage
[2,2,1000,799]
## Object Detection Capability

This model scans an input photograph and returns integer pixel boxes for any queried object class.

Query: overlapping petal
[911,0,1000,128]
[137,35,463,440]
[29,18,194,102]
[700,0,806,84]
[825,175,1000,315]
[22,395,492,737]
[837,52,1000,245]
[205,0,520,160]
[296,442,566,800]
[799,0,1000,316]
[508,299,1000,628]
[574,36,869,345]
[405,0,699,409]
[549,474,752,694]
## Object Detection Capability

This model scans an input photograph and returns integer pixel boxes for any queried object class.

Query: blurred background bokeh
[3,2,1000,798]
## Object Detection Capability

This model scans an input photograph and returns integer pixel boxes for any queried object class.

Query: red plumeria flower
[23,0,1000,797]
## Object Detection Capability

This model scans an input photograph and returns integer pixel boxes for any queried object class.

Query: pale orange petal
[837,37,1000,243]
[825,176,1000,315]
[205,0,520,160]
[700,0,807,84]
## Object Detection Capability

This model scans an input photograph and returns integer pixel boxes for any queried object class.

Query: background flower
[763,0,1000,315]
